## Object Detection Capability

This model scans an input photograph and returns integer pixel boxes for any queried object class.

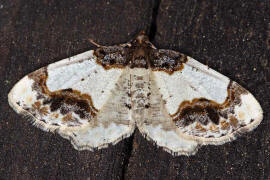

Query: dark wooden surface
[1,1,269,179]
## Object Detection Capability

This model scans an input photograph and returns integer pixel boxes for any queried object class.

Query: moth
[8,31,263,156]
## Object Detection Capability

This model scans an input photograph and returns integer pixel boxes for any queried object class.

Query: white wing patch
[154,57,230,115]
[46,50,123,109]
[8,32,263,156]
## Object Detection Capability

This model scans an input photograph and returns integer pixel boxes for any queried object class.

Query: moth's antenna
[88,39,103,48]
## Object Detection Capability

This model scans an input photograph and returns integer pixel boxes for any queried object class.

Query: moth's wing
[139,53,263,156]
[8,50,134,150]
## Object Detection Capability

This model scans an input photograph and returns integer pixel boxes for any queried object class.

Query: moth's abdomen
[130,68,151,121]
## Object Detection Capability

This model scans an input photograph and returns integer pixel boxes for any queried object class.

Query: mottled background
[1,0,269,179]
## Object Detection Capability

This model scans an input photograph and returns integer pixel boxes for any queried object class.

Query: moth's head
[130,30,156,50]
[135,31,149,44]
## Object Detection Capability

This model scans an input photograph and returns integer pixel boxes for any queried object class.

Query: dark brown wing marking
[27,67,98,126]
[172,81,249,138]
[94,46,128,69]
[149,49,188,74]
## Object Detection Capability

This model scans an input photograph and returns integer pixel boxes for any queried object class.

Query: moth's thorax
[130,46,151,68]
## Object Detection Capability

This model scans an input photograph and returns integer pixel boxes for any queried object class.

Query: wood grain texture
[1,0,269,179]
